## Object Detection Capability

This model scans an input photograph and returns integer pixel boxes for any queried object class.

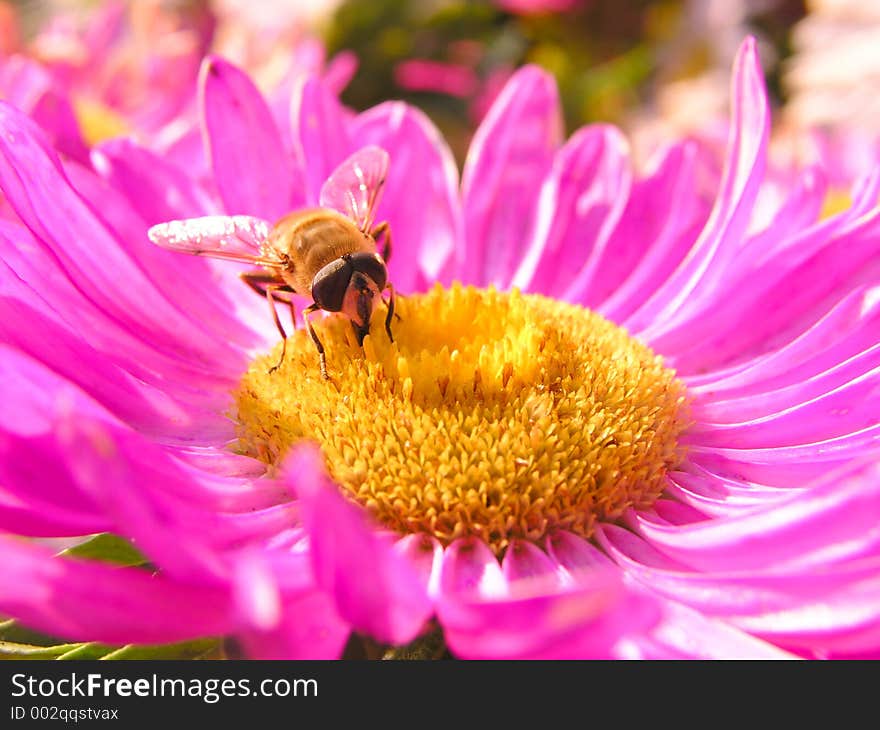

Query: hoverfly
[148,146,395,380]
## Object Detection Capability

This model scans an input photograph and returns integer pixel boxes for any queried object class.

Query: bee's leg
[371,221,392,263]
[240,270,287,296]
[303,303,329,380]
[266,287,290,374]
[383,283,396,343]
[240,271,298,349]
[381,283,402,328]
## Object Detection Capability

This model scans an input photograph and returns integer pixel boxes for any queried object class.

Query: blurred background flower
[0,0,814,163]
[2,0,880,661]
[784,0,880,134]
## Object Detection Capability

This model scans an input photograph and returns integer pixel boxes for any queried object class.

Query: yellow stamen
[234,284,688,554]
[820,188,854,219]
[73,97,129,145]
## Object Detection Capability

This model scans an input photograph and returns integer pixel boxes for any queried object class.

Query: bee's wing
[319,145,390,233]
[147,215,278,265]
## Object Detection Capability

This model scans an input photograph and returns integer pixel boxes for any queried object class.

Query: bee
[147,146,395,380]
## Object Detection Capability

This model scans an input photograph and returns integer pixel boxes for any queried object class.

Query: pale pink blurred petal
[0,537,233,645]
[293,75,352,203]
[395,59,478,97]
[200,56,302,219]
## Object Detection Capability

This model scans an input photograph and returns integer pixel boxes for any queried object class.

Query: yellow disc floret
[234,284,688,554]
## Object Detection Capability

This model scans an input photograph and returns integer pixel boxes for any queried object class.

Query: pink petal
[64,157,263,354]
[0,496,108,537]
[646,498,711,526]
[664,470,798,518]
[437,538,661,659]
[663,211,880,375]
[632,598,796,659]
[285,444,433,645]
[735,165,827,270]
[92,138,217,224]
[155,120,209,183]
[292,75,352,204]
[395,534,444,599]
[0,287,223,443]
[596,524,692,571]
[0,104,239,378]
[232,551,282,631]
[599,525,880,655]
[460,65,562,287]
[630,461,880,573]
[323,51,358,96]
[0,359,288,574]
[557,132,633,303]
[654,168,880,375]
[731,568,880,655]
[686,364,880,448]
[349,101,461,290]
[0,430,113,536]
[0,352,118,537]
[511,124,631,298]
[689,450,854,489]
[0,227,235,422]
[627,37,769,337]
[598,141,712,322]
[54,419,231,584]
[438,538,506,598]
[0,55,89,164]
[199,56,301,220]
[502,539,563,583]
[687,286,880,399]
[603,524,880,614]
[686,426,880,479]
[240,591,349,659]
[545,530,614,570]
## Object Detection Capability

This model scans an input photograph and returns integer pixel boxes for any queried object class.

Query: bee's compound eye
[312,258,353,312]
[348,252,388,291]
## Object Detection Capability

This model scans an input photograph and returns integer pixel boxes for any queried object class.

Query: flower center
[234,284,688,554]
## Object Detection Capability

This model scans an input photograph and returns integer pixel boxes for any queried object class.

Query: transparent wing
[319,145,389,232]
[147,215,276,265]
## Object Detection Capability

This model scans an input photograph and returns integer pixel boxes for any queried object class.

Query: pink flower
[18,1,211,137]
[0,1,354,177]
[495,0,585,15]
[395,60,479,98]
[1,37,879,659]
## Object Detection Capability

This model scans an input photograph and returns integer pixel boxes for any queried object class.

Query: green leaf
[0,641,88,660]
[58,533,149,567]
[99,639,222,661]
[0,619,67,647]
[55,643,116,660]
[0,619,222,661]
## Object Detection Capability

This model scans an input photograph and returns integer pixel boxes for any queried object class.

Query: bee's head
[344,271,381,345]
[312,253,387,346]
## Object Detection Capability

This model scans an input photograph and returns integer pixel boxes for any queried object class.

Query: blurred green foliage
[327,0,805,162]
